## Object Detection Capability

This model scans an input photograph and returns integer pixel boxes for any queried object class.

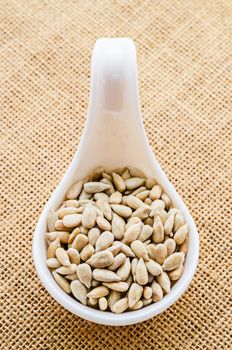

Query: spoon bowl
[33,38,199,326]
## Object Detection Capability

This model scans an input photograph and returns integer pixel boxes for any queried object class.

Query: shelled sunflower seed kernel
[46,167,189,313]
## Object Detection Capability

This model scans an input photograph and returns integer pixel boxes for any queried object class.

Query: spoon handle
[77,38,155,174]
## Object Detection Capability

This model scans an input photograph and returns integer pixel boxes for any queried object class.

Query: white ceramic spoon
[33,38,199,326]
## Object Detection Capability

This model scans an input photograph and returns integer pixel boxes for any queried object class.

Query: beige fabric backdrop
[0,0,231,349]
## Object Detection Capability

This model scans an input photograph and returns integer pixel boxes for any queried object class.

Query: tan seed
[138,225,153,242]
[81,205,97,229]
[52,271,71,294]
[90,167,105,181]
[168,264,184,281]
[174,224,188,245]
[107,242,123,256]
[57,207,81,219]
[54,220,68,231]
[88,297,98,306]
[109,191,122,204]
[47,238,60,258]
[146,244,156,260]
[151,281,163,302]
[144,217,153,226]
[174,211,185,232]
[112,172,126,192]
[163,252,185,271]
[116,258,131,281]
[76,263,92,288]
[136,258,148,285]
[144,198,152,205]
[153,209,167,224]
[164,238,176,256]
[108,290,121,311]
[47,209,58,232]
[126,195,145,210]
[143,298,152,306]
[102,281,129,292]
[149,185,162,200]
[63,199,79,208]
[157,271,171,294]
[91,279,100,287]
[125,177,145,190]
[121,168,131,181]
[164,213,175,235]
[72,234,88,252]
[151,199,165,211]
[130,300,143,310]
[87,286,109,298]
[93,269,120,282]
[100,178,115,195]
[179,235,189,254]
[128,283,143,308]
[71,280,87,305]
[145,178,156,189]
[96,199,112,221]
[88,228,101,247]
[102,172,112,181]
[127,167,145,178]
[136,190,150,201]
[65,273,78,281]
[131,186,146,196]
[94,192,109,202]
[95,231,114,252]
[63,214,82,228]
[143,286,152,299]
[86,251,114,268]
[152,216,164,243]
[161,193,171,210]
[84,182,110,194]
[99,297,108,311]
[96,216,111,231]
[112,297,128,314]
[131,258,138,282]
[80,244,95,261]
[45,231,70,244]
[55,247,71,266]
[131,240,149,261]
[67,248,80,265]
[154,244,167,265]
[79,189,92,200]
[56,264,76,275]
[111,204,132,218]
[46,258,61,269]
[108,253,126,271]
[66,180,83,199]
[126,217,141,230]
[111,213,125,240]
[131,206,151,220]
[68,227,80,244]
[145,260,162,276]
[124,223,142,243]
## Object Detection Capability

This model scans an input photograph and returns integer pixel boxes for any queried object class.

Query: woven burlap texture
[0,0,231,349]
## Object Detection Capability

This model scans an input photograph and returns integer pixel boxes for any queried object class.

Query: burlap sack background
[0,0,231,349]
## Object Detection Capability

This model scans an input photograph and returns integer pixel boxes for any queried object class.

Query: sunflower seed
[116,258,131,281]
[112,297,128,313]
[71,280,87,304]
[108,253,126,271]
[112,172,126,192]
[87,286,109,298]
[136,258,148,285]
[80,244,95,261]
[111,213,125,239]
[149,185,162,200]
[86,251,114,268]
[47,238,60,258]
[88,228,101,247]
[84,182,111,193]
[108,290,121,311]
[99,297,108,311]
[109,191,122,204]
[168,264,184,280]
[128,283,143,307]
[67,248,80,265]
[63,214,82,228]
[152,216,164,243]
[102,281,129,292]
[76,263,92,288]
[145,178,156,190]
[55,247,71,266]
[174,224,189,245]
[138,225,153,242]
[179,235,189,254]
[94,192,109,202]
[143,286,152,299]
[131,258,138,282]
[131,240,149,261]
[47,209,59,232]
[45,231,70,244]
[157,271,171,294]
[124,223,142,243]
[131,206,151,220]
[125,177,145,190]
[151,281,163,302]
[126,195,145,210]
[71,234,88,252]
[163,252,185,271]
[154,244,167,265]
[111,204,132,218]
[136,190,150,201]
[56,264,76,275]
[164,238,176,256]
[93,269,120,282]
[96,216,111,231]
[52,271,71,294]
[145,260,162,276]
[96,199,112,221]
[46,258,61,269]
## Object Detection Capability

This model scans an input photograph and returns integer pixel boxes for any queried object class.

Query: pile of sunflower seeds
[46,167,189,313]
